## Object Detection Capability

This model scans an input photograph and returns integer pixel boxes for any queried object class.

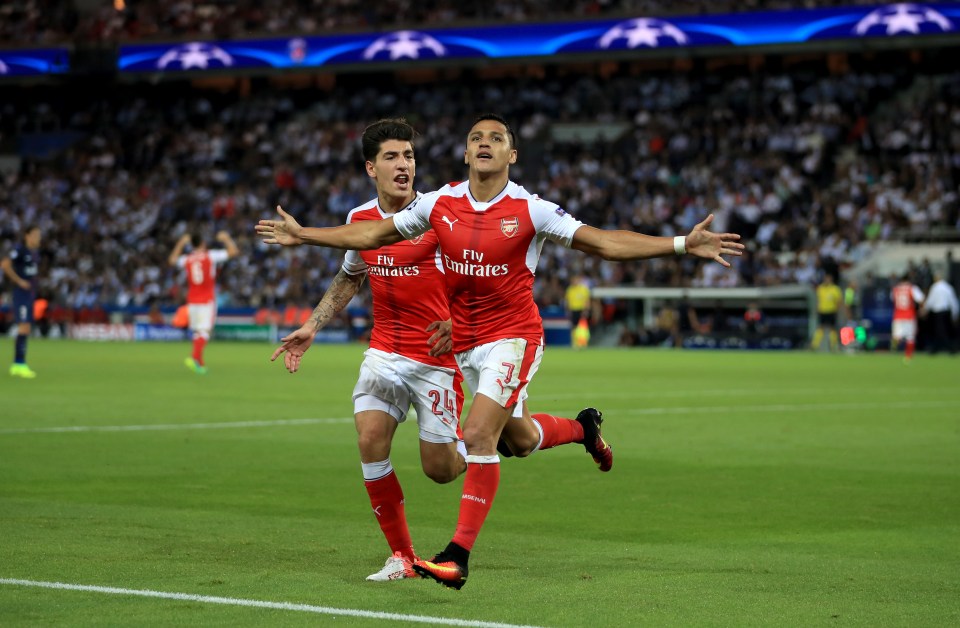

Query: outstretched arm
[571,214,744,267]
[168,234,190,267]
[270,269,365,373]
[256,205,405,250]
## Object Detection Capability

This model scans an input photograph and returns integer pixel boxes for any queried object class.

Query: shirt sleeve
[392,191,438,239]
[528,197,583,247]
[341,249,367,275]
[209,250,230,265]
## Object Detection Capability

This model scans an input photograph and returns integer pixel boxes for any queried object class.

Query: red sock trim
[532,413,584,450]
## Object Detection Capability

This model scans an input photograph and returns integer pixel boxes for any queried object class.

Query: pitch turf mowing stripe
[0,578,546,628]
[0,417,353,434]
[1,399,954,435]
[546,386,942,399]
[623,399,956,415]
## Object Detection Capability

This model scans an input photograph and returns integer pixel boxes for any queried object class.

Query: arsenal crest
[500,217,519,238]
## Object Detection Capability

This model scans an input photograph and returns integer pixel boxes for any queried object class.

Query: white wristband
[674,235,686,256]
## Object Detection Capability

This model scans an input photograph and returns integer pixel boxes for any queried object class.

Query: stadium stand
[1,4,958,347]
[0,0,889,45]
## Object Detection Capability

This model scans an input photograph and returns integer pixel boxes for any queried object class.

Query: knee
[498,421,539,458]
[422,458,464,484]
[356,430,391,461]
[502,436,536,458]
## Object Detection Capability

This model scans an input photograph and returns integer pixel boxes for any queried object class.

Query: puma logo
[373,506,382,517]
[441,215,459,231]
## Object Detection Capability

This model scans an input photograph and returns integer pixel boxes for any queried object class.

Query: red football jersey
[891,281,924,321]
[343,196,455,368]
[393,181,583,352]
[177,249,229,304]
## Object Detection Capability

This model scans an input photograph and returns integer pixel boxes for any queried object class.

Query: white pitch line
[0,578,546,628]
[0,417,353,435]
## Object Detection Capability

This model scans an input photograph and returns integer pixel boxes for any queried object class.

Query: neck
[379,191,415,214]
[468,170,509,202]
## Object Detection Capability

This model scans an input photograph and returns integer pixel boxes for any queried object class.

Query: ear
[463,149,469,165]
[508,149,518,165]
[365,160,376,178]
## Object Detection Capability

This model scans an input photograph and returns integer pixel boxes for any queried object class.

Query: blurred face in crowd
[464,119,516,176]
[25,227,41,249]
[367,139,415,204]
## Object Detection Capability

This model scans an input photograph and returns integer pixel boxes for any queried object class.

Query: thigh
[461,391,515,455]
[13,296,33,324]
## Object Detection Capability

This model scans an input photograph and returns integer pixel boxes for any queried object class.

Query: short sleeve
[393,191,439,239]
[342,250,367,275]
[528,197,583,248]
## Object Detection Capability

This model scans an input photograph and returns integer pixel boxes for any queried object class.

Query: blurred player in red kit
[168,230,239,374]
[890,273,925,363]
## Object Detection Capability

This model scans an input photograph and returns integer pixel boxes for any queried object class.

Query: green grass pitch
[1,339,958,626]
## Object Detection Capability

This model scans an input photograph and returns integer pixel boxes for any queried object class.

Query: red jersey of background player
[392,181,583,352]
[177,249,229,304]
[891,281,924,321]
[343,195,455,369]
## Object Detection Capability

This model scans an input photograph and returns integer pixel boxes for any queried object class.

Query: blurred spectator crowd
[1,0,893,46]
[1,55,959,322]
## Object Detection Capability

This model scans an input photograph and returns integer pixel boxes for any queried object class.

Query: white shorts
[353,348,462,443]
[455,337,543,419]
[892,319,917,342]
[188,302,216,334]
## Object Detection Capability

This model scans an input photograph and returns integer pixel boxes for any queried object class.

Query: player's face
[25,228,41,249]
[464,120,516,174]
[367,139,415,201]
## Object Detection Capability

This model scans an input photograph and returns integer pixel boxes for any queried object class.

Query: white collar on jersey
[377,191,422,217]
[466,181,512,211]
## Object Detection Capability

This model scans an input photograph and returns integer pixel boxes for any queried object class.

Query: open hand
[684,214,745,267]
[256,206,303,246]
[270,324,316,373]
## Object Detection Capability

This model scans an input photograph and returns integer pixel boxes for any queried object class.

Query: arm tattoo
[309,270,364,330]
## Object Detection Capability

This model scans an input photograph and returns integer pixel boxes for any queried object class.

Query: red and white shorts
[188,302,217,334]
[455,337,543,419]
[353,348,463,444]
[891,319,917,342]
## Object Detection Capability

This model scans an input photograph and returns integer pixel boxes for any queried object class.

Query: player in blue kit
[2,225,42,378]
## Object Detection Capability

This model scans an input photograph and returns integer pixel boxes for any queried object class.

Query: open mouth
[394,174,409,184]
[476,151,492,160]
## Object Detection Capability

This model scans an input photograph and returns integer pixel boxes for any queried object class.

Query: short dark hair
[190,232,204,248]
[24,224,40,237]
[472,113,517,149]
[361,118,417,162]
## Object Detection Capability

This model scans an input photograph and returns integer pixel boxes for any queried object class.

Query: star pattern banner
[0,49,70,77]
[116,3,960,74]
